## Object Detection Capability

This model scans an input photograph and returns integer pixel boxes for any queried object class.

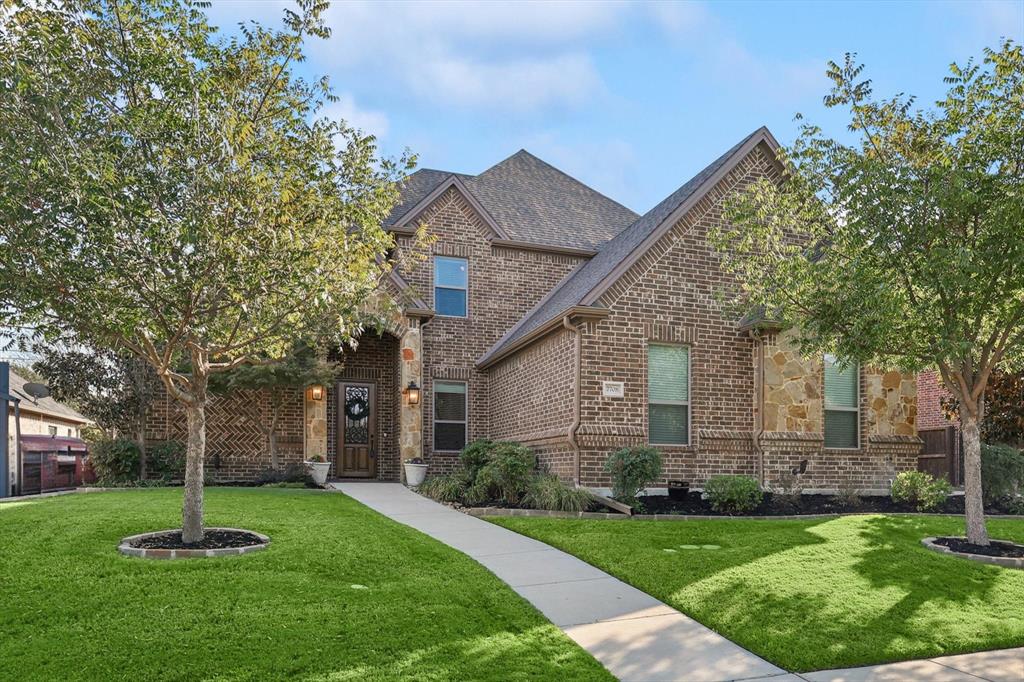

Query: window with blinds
[648,343,689,445]
[824,354,859,449]
[434,381,467,451]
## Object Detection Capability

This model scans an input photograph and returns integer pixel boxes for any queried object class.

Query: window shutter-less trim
[648,344,690,445]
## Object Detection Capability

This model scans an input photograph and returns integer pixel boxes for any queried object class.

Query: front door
[338,382,376,478]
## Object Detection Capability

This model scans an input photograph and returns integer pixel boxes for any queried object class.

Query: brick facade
[918,369,957,430]
[143,132,921,490]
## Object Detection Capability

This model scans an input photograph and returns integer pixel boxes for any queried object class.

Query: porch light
[308,385,325,402]
[404,381,421,406]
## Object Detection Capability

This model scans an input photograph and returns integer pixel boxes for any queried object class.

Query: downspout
[750,329,766,487]
[562,316,582,487]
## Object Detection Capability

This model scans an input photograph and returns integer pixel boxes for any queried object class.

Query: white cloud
[321,93,390,139]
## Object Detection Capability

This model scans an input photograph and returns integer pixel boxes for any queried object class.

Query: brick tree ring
[118,528,270,559]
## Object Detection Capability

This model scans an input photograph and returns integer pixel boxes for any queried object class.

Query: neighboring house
[145,127,921,492]
[5,368,92,493]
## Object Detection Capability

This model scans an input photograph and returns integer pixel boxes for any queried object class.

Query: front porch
[303,315,426,482]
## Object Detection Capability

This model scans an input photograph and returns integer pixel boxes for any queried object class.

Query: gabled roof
[6,369,91,424]
[384,152,638,252]
[477,127,781,368]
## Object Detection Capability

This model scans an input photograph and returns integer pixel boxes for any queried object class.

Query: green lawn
[0,488,611,681]
[490,514,1024,672]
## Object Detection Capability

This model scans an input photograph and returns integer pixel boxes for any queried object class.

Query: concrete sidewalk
[331,483,1023,682]
[331,481,783,682]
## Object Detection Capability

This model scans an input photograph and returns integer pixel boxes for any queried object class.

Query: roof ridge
[479,149,638,218]
[477,126,778,368]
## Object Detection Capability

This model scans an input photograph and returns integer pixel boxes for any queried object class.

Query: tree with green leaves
[0,0,413,542]
[34,342,159,475]
[712,42,1023,546]
[210,341,340,470]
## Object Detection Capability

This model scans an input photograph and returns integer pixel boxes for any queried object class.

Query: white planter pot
[404,462,429,487]
[305,461,331,487]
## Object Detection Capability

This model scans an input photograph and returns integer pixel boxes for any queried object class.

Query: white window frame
[434,256,468,318]
[433,380,468,452]
[647,342,691,447]
[823,354,860,450]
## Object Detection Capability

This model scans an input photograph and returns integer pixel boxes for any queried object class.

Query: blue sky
[208,0,1022,213]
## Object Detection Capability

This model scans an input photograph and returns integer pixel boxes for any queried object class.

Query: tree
[712,42,1024,546]
[942,369,1024,448]
[210,341,340,470]
[34,342,159,475]
[0,0,413,542]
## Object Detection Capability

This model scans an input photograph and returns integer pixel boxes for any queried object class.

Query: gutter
[476,305,609,369]
[562,316,582,486]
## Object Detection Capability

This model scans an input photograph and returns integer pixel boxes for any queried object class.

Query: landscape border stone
[921,536,1024,569]
[118,527,270,559]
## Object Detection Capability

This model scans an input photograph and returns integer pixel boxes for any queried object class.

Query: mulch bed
[934,537,1024,559]
[636,491,1021,517]
[128,529,266,550]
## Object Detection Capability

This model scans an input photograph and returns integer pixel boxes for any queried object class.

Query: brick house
[145,127,921,492]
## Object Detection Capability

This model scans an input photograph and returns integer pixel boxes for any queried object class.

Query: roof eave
[476,305,608,370]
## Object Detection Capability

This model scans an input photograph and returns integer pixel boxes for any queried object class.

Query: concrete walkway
[331,483,1023,682]
[331,482,784,682]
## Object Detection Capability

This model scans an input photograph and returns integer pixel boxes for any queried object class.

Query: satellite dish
[24,383,50,400]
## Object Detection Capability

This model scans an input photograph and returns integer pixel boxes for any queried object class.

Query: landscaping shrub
[469,442,537,505]
[890,471,952,512]
[89,437,140,482]
[148,440,185,478]
[523,474,595,513]
[460,439,494,480]
[981,443,1024,504]
[835,481,863,508]
[603,446,662,507]
[704,475,763,514]
[255,462,313,487]
[773,470,804,509]
[418,470,472,504]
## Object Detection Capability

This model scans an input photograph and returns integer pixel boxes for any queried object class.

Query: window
[648,343,689,445]
[47,425,57,436]
[434,381,467,451]
[824,354,859,449]
[67,428,72,437]
[434,256,467,317]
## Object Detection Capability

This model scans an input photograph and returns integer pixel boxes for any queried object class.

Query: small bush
[262,481,307,489]
[88,438,140,482]
[704,475,763,514]
[835,481,862,508]
[891,471,952,512]
[603,446,662,507]
[255,462,313,487]
[419,471,471,504]
[981,443,1024,504]
[459,439,494,479]
[523,474,595,513]
[468,442,536,505]
[773,470,804,509]
[148,440,185,477]
[95,476,171,488]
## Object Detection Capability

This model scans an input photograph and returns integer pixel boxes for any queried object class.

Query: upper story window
[824,354,859,449]
[47,425,57,436]
[434,256,467,317]
[648,343,690,445]
[434,381,467,451]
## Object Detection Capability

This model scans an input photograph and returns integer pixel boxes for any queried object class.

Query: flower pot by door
[404,462,428,487]
[305,461,331,487]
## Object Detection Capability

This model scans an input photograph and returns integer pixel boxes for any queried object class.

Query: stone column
[304,388,328,462]
[399,319,424,480]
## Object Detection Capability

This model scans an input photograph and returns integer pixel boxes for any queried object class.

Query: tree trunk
[137,425,147,480]
[182,402,206,544]
[962,412,989,546]
[269,429,279,470]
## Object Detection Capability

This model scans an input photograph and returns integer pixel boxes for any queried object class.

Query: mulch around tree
[934,537,1024,558]
[128,529,265,550]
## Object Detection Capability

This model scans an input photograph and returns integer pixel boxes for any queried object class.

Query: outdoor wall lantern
[404,381,421,406]
[308,385,325,402]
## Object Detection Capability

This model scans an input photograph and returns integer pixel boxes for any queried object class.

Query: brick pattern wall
[918,369,957,429]
[394,187,586,474]
[145,383,304,481]
[327,331,401,481]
